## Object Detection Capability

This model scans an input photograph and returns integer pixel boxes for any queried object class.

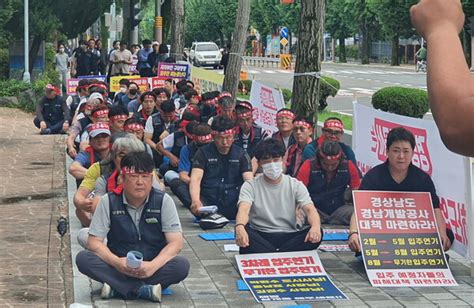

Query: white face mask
[262,161,283,180]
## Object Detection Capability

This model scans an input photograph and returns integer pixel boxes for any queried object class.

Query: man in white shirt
[110,42,133,76]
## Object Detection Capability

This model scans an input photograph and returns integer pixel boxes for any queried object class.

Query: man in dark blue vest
[190,116,253,220]
[234,101,268,158]
[34,84,70,134]
[297,140,361,225]
[76,151,189,302]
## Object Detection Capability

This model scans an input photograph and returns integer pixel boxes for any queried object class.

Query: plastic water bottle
[126,251,143,269]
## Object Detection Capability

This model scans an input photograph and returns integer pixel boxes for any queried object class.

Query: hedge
[371,86,429,118]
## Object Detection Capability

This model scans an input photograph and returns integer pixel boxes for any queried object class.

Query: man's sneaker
[199,213,229,230]
[100,283,117,299]
[40,128,51,135]
[137,283,162,302]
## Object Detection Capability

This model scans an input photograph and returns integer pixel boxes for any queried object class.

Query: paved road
[215,62,430,118]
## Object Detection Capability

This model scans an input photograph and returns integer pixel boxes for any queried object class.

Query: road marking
[348,87,377,95]
[277,69,293,74]
[262,70,276,74]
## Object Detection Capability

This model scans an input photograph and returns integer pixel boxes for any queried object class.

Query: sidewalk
[0,107,73,307]
[1,107,473,307]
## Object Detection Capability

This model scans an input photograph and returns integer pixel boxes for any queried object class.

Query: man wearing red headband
[190,116,253,223]
[284,116,313,177]
[234,101,268,159]
[108,105,129,134]
[133,92,158,126]
[302,117,359,175]
[297,140,361,226]
[169,123,213,209]
[76,151,189,302]
[272,108,296,150]
[34,84,70,135]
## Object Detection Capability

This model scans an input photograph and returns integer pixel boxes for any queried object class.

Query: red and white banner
[353,191,457,287]
[353,103,472,257]
[249,81,285,134]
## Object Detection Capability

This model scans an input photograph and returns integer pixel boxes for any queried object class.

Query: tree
[171,0,185,60]
[325,0,355,62]
[222,0,251,98]
[291,0,325,118]
[367,0,416,66]
[347,0,378,64]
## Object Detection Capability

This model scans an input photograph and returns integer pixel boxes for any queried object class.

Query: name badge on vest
[145,217,159,224]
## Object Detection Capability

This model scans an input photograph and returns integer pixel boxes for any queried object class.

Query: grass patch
[318,109,353,131]
[237,93,250,100]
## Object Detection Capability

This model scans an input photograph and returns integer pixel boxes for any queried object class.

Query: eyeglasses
[293,126,308,132]
[323,129,343,136]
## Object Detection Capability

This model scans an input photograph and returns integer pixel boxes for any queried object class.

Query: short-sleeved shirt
[74,150,100,169]
[359,160,440,208]
[192,143,252,174]
[79,162,101,191]
[238,174,313,233]
[89,191,182,239]
[111,49,133,75]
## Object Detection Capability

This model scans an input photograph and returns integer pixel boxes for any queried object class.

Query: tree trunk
[360,21,370,64]
[338,37,346,63]
[29,36,43,75]
[222,0,251,98]
[170,0,185,61]
[291,0,325,118]
[391,34,399,66]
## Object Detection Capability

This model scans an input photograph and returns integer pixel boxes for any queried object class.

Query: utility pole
[23,0,30,83]
[155,0,165,43]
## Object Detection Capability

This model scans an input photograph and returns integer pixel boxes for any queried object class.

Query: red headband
[196,134,213,143]
[124,123,144,131]
[92,109,109,117]
[143,94,156,101]
[121,167,152,175]
[320,151,342,161]
[110,114,129,122]
[237,111,253,118]
[219,92,232,99]
[276,110,295,119]
[324,120,344,130]
[88,122,110,132]
[46,84,60,95]
[293,120,312,129]
[179,120,190,129]
[89,83,107,90]
[211,129,235,136]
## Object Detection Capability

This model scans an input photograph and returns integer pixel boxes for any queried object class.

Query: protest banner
[353,103,472,258]
[235,251,347,302]
[66,75,106,95]
[109,75,150,92]
[157,62,190,80]
[353,190,457,287]
[249,81,285,135]
[191,66,224,93]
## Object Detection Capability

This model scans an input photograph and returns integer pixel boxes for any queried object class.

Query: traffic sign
[280,27,289,39]
[280,37,289,47]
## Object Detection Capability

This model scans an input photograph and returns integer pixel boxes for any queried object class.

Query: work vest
[171,131,190,158]
[107,189,167,261]
[234,124,264,158]
[133,108,157,127]
[42,96,65,124]
[308,159,350,215]
[272,131,296,150]
[198,143,245,218]
[150,113,177,143]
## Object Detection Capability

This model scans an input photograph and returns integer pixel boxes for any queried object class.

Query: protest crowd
[34,37,456,303]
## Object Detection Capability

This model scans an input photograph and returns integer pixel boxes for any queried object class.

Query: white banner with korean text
[353,102,472,257]
[249,81,285,135]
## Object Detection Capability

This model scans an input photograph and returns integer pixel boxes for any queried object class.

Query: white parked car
[188,42,222,69]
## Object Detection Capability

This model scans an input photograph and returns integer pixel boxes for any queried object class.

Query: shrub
[371,86,429,118]
[281,88,292,104]
[238,79,252,94]
[319,76,340,112]
[0,79,31,97]
[0,48,9,80]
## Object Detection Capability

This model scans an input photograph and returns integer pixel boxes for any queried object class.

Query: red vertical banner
[353,191,457,287]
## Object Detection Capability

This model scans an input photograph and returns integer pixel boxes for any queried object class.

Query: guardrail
[242,56,280,68]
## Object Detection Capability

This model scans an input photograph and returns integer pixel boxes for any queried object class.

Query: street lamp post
[155,0,165,43]
[23,0,30,83]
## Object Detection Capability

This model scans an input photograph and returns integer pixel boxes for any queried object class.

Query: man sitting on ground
[272,108,296,150]
[34,84,70,135]
[297,140,361,226]
[348,127,454,253]
[76,151,189,302]
[190,116,253,221]
[69,123,111,182]
[235,139,323,254]
[284,116,313,177]
[234,101,268,158]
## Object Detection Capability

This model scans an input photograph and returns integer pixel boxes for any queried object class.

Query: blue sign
[280,27,289,39]
[244,275,347,302]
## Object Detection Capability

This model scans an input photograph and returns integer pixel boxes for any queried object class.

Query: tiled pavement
[0,107,473,307]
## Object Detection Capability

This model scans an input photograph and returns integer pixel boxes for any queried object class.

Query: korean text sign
[235,251,347,302]
[157,62,190,80]
[353,190,457,287]
[249,81,285,135]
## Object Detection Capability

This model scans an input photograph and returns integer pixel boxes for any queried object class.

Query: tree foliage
[325,0,356,62]
[250,0,300,39]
